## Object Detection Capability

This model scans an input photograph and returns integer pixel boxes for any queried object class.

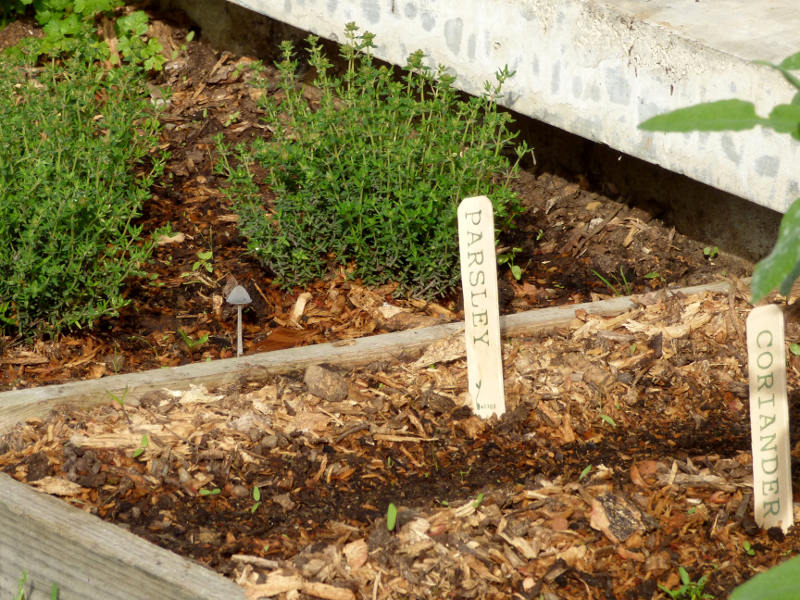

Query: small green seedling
[108,387,130,409]
[133,435,149,459]
[579,465,592,481]
[703,246,719,260]
[250,486,261,513]
[658,567,712,600]
[498,247,523,280]
[789,343,800,356]
[15,570,27,600]
[386,502,398,531]
[178,329,209,351]
[224,111,241,126]
[593,267,631,296]
[742,541,756,556]
[199,487,221,497]
[600,414,617,428]
[180,248,214,285]
[472,492,485,509]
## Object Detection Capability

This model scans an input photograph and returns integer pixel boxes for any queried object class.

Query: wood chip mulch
[3,283,800,599]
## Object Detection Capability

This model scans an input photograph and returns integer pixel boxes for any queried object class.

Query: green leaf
[751,198,800,302]
[600,414,616,428]
[789,343,800,356]
[386,502,398,531]
[779,51,800,70]
[639,99,761,132]
[731,555,800,600]
[762,104,800,136]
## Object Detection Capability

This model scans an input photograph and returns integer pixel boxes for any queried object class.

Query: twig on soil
[572,204,625,258]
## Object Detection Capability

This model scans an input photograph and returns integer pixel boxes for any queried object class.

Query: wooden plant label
[457,196,506,418]
[746,305,793,533]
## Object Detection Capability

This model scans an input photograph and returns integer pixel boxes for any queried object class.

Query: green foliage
[217,23,528,298]
[0,54,162,337]
[3,0,164,71]
[658,567,712,600]
[731,554,800,600]
[639,52,800,302]
[1,0,31,28]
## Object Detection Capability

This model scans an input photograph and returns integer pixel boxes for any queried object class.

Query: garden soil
[1,8,799,600]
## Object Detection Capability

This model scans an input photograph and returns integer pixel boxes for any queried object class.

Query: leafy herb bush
[4,0,164,71]
[639,52,800,302]
[0,53,163,336]
[217,23,529,298]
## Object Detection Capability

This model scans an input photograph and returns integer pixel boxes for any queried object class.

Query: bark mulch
[3,283,800,599]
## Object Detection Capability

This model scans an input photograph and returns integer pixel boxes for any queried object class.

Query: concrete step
[214,0,798,217]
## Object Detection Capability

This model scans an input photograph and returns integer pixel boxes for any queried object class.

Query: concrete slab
[224,0,799,214]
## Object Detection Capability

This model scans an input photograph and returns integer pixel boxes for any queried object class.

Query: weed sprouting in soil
[216,22,531,299]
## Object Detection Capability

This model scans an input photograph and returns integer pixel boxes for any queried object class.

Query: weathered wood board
[0,473,246,600]
[0,280,732,598]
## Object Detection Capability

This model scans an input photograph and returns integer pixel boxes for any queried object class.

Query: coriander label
[746,305,792,533]
[457,196,506,418]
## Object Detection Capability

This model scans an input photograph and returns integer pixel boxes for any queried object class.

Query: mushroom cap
[226,285,252,305]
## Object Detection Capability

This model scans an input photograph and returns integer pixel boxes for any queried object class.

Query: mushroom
[226,285,252,357]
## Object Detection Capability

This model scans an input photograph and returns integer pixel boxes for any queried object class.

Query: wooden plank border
[0,281,732,434]
[0,472,246,599]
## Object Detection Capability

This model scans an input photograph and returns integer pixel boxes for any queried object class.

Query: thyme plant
[218,23,529,298]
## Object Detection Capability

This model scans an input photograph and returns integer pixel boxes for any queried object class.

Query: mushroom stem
[236,306,244,357]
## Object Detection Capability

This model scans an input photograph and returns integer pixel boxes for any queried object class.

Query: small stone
[231,484,250,498]
[304,364,349,402]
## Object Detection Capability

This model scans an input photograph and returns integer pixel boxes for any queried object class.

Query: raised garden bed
[0,4,794,599]
[4,280,800,599]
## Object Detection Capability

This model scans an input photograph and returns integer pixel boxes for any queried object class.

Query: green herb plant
[0,53,164,337]
[658,567,712,600]
[639,52,800,303]
[217,23,529,298]
[199,487,221,497]
[5,0,164,71]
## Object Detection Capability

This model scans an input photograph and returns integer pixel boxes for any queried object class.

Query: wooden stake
[457,196,505,418]
[746,304,793,533]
